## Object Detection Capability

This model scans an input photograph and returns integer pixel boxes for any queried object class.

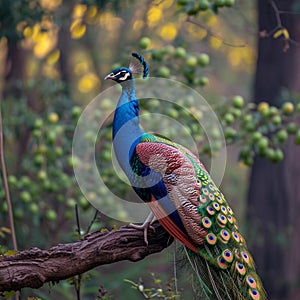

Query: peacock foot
[129,212,156,245]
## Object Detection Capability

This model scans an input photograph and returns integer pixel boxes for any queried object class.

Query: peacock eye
[118,71,131,81]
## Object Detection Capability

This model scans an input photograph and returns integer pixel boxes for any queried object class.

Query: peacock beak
[104,73,115,80]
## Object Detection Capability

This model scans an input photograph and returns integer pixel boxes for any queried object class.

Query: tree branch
[0,222,173,293]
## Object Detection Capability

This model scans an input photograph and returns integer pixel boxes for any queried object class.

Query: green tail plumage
[182,155,266,300]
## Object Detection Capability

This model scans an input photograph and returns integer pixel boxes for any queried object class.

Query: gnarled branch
[0,222,173,292]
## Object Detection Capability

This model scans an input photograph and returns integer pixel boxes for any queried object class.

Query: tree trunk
[248,1,300,299]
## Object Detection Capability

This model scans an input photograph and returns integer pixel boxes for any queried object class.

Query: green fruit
[100,98,113,110]
[233,95,244,108]
[245,122,255,132]
[267,106,278,117]
[167,108,179,118]
[68,156,80,168]
[272,115,281,125]
[251,132,262,142]
[67,198,76,207]
[55,125,64,135]
[224,0,235,6]
[282,102,294,114]
[151,50,163,61]
[174,47,186,58]
[46,209,57,221]
[198,53,210,66]
[243,155,253,166]
[267,148,284,162]
[48,112,59,124]
[186,56,198,68]
[223,113,234,125]
[199,76,209,86]
[79,196,89,210]
[276,129,288,143]
[239,146,251,159]
[102,149,111,161]
[37,170,47,180]
[211,128,221,139]
[1,202,8,212]
[297,103,300,112]
[215,0,225,7]
[55,146,63,156]
[29,203,39,214]
[14,209,24,219]
[257,102,269,115]
[231,108,242,118]
[8,175,17,186]
[266,148,275,160]
[34,118,44,129]
[224,127,237,139]
[243,114,253,123]
[34,154,44,166]
[199,0,210,10]
[71,106,82,119]
[257,137,269,151]
[157,66,170,78]
[56,194,64,202]
[287,123,297,134]
[273,149,284,162]
[32,129,41,138]
[139,37,151,49]
[42,180,56,192]
[211,141,222,152]
[46,131,57,144]
[164,45,175,55]
[37,145,47,154]
[295,130,300,145]
[20,191,31,203]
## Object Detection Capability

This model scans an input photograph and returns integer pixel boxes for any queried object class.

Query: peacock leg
[129,212,157,245]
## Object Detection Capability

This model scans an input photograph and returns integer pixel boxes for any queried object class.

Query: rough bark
[0,223,173,293]
[248,1,300,299]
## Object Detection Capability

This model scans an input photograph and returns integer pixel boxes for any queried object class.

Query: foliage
[124,274,180,299]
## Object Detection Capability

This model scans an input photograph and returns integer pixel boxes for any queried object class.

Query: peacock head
[104,67,133,83]
[105,52,148,84]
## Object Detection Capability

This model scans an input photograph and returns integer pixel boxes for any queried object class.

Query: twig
[261,0,300,50]
[0,100,17,251]
[75,204,81,237]
[86,209,99,234]
[74,204,82,300]
[269,0,282,27]
[186,16,246,48]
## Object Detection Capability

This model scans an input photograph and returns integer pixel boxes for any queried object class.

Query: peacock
[104,52,266,300]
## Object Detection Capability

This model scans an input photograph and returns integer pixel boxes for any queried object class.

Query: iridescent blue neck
[112,80,144,172]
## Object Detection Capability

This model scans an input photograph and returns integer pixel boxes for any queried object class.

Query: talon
[129,212,156,245]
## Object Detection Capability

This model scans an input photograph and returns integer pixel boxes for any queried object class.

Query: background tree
[248,1,300,299]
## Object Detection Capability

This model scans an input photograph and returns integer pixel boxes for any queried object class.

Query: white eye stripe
[115,71,127,76]
[118,72,130,81]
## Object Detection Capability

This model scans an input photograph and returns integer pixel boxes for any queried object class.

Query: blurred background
[0,0,300,299]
